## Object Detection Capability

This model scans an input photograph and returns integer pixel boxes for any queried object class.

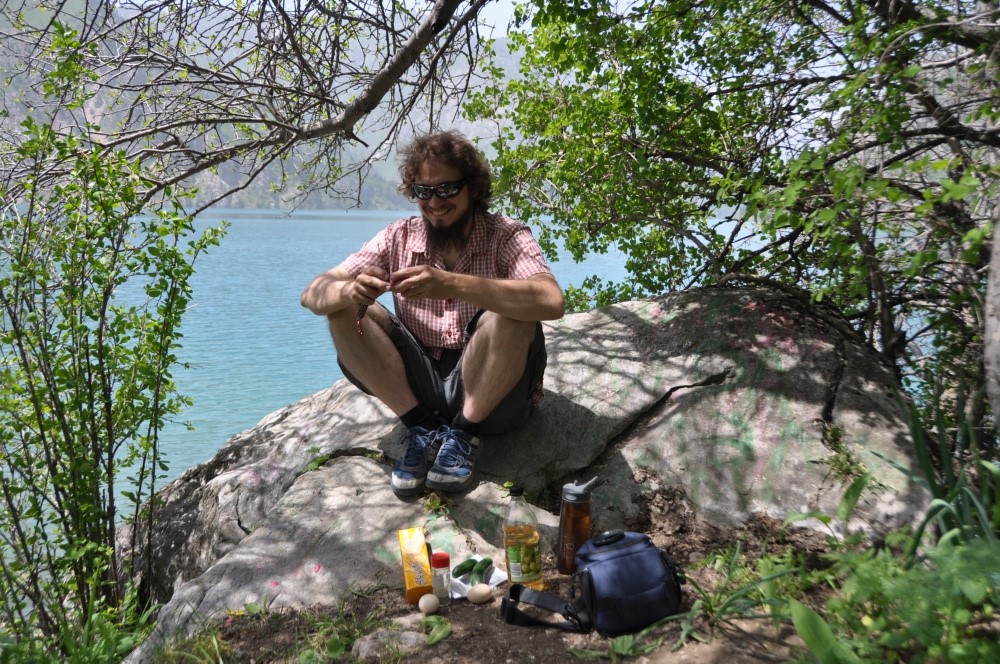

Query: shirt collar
[405,215,427,255]
[466,208,492,255]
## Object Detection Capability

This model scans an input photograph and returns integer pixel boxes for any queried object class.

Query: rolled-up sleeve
[499,225,553,280]
[341,226,393,277]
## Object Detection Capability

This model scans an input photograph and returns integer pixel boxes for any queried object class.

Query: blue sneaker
[391,426,439,498]
[426,426,481,492]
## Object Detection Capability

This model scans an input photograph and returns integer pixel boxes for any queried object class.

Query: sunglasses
[410,179,466,200]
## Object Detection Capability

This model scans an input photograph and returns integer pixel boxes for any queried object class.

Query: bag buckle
[501,584,525,625]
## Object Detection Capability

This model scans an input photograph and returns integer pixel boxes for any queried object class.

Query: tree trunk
[984,209,1000,419]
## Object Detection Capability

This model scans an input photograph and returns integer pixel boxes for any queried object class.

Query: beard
[423,208,474,254]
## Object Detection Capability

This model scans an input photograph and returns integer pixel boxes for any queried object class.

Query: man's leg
[327,305,419,417]
[426,312,537,492]
[328,306,439,497]
[459,311,537,423]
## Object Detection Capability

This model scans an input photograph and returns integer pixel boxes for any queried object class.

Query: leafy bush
[0,22,223,657]
[791,395,999,663]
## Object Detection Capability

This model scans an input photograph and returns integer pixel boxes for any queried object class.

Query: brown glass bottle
[556,477,598,574]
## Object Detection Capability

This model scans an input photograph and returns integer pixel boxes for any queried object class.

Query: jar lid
[431,551,450,568]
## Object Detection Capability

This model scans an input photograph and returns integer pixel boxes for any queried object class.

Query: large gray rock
[122,287,927,662]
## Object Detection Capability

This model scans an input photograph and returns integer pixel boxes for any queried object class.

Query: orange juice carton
[397,527,433,604]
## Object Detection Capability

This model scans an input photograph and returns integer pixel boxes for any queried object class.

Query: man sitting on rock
[300,130,565,498]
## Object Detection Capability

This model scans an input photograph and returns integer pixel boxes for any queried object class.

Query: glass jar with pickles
[502,485,544,590]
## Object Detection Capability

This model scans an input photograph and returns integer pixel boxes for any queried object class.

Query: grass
[115,515,999,664]
[819,423,869,483]
[149,589,399,664]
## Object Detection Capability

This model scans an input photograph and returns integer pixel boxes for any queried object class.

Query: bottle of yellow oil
[502,485,544,590]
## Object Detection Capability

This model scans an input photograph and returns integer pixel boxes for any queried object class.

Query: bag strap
[499,584,591,633]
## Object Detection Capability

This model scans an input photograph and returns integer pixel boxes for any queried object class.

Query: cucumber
[470,557,493,585]
[452,557,477,578]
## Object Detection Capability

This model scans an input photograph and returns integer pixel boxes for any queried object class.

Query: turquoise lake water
[159,208,629,481]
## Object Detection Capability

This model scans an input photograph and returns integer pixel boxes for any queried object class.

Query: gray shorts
[339,309,547,435]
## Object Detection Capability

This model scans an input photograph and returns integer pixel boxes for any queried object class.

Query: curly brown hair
[397,130,493,210]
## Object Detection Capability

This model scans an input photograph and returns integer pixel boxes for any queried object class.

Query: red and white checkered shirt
[340,210,553,357]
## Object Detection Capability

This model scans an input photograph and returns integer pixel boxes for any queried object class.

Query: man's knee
[327,303,390,341]
[474,311,537,344]
[326,307,354,336]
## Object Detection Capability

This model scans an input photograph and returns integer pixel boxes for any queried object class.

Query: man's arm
[300,264,391,316]
[391,267,565,322]
[446,272,565,322]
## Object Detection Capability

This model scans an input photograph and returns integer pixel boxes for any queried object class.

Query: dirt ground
[216,488,830,662]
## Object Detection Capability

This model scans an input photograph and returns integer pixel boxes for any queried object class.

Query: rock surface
[121,286,927,662]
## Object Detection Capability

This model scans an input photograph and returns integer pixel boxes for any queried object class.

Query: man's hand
[390,265,441,300]
[354,266,392,305]
[391,265,564,322]
[301,264,390,315]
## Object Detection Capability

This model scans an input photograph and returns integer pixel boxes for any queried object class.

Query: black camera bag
[500,530,684,636]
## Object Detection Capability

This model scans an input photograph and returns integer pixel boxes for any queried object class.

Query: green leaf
[959,578,987,604]
[566,648,608,659]
[422,615,453,645]
[785,511,831,527]
[939,176,979,202]
[790,600,859,663]
[611,635,637,654]
[325,637,347,658]
[297,649,323,663]
[837,473,871,522]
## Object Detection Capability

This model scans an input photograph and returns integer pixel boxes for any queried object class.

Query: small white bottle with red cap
[430,551,451,605]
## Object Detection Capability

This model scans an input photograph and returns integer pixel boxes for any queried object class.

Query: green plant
[785,472,875,542]
[789,600,860,664]
[467,0,999,458]
[295,649,325,664]
[301,446,331,472]
[793,536,1000,663]
[0,21,224,656]
[422,492,450,516]
[788,392,1000,662]
[243,590,278,619]
[883,394,1000,564]
[290,603,387,661]
[156,597,393,663]
[675,541,800,647]
[569,627,665,661]
[153,630,233,664]
[819,425,870,484]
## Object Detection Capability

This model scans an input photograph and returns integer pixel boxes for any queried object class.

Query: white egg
[467,583,493,605]
[418,593,440,614]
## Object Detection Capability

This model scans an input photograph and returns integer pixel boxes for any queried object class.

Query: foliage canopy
[0,0,496,210]
[467,0,1000,439]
